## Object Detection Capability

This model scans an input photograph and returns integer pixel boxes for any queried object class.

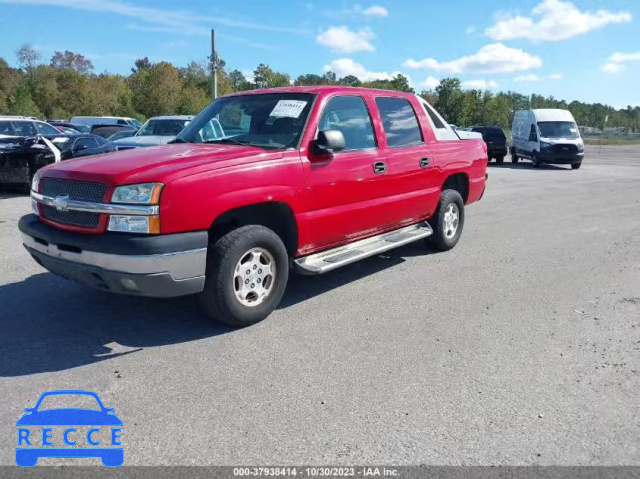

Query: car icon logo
[52,195,70,211]
[15,390,123,467]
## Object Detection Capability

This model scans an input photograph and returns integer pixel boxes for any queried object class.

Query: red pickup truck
[19,86,487,326]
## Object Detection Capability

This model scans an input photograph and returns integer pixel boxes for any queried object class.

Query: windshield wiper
[204,138,250,146]
[168,137,188,144]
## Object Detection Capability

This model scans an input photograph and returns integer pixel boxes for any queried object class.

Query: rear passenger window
[318,96,376,151]
[375,97,423,148]
[422,102,446,129]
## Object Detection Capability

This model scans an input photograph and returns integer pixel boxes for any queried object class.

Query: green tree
[253,64,290,88]
[50,50,94,74]
[435,78,464,124]
[228,69,252,92]
[9,83,42,117]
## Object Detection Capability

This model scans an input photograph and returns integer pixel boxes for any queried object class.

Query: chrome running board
[294,222,433,275]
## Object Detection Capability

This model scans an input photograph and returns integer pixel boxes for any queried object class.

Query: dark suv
[471,126,507,164]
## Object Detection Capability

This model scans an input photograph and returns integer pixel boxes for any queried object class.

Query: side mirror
[74,144,88,152]
[24,408,34,413]
[311,130,345,156]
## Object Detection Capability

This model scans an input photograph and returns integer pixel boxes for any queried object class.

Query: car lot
[0,146,638,466]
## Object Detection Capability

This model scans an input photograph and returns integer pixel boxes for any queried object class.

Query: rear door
[374,95,441,226]
[302,94,391,250]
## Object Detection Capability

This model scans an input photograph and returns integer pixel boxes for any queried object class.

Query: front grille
[551,144,578,154]
[40,178,107,228]
[41,205,101,228]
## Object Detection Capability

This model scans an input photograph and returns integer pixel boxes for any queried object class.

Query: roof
[532,109,576,122]
[226,85,417,98]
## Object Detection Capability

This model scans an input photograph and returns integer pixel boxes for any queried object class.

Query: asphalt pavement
[0,146,638,466]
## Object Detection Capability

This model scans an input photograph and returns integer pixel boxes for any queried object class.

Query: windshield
[177,93,316,150]
[538,121,580,139]
[137,119,190,137]
[130,119,144,129]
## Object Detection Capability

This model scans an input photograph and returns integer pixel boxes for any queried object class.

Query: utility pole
[211,29,217,100]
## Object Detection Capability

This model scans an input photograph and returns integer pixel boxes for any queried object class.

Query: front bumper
[19,214,207,298]
[539,150,584,164]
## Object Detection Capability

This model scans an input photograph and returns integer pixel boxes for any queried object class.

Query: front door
[302,94,390,251]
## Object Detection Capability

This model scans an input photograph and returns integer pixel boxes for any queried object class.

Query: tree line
[1,45,638,132]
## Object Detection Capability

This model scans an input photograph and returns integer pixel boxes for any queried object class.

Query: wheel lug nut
[245,279,249,284]
[251,283,255,288]
[257,278,261,283]
[253,265,257,270]
[246,270,250,275]
[258,269,262,274]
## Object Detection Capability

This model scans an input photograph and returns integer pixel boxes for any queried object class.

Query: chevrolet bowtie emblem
[52,195,70,211]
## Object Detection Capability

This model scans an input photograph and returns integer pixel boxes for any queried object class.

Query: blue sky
[0,0,638,108]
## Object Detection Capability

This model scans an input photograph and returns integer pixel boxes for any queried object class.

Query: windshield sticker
[269,100,307,119]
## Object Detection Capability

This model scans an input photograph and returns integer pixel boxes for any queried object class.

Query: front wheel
[496,156,504,165]
[427,189,465,252]
[511,151,519,163]
[531,152,541,168]
[198,225,289,327]
[571,162,582,170]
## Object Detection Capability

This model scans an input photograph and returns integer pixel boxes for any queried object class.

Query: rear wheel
[571,162,582,170]
[511,150,519,163]
[428,189,465,252]
[496,156,504,165]
[198,225,289,327]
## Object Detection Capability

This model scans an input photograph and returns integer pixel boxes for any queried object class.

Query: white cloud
[241,70,255,83]
[466,26,476,35]
[317,26,375,53]
[403,43,542,74]
[515,73,564,82]
[486,0,632,42]
[322,58,399,82]
[420,76,440,90]
[0,0,305,36]
[462,79,498,90]
[363,5,388,17]
[602,51,640,74]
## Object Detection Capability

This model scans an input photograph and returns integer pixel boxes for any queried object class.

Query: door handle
[419,157,430,168]
[373,161,387,174]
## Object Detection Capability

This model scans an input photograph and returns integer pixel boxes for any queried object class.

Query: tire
[427,189,465,252]
[531,152,541,168]
[571,162,582,170]
[496,156,504,165]
[198,225,290,327]
[511,151,519,163]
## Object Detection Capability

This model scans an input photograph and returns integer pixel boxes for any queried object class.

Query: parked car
[470,126,508,164]
[90,124,137,139]
[112,115,193,150]
[107,129,137,142]
[0,136,58,190]
[69,116,143,129]
[47,121,91,134]
[20,87,487,327]
[511,109,584,169]
[52,134,116,160]
[0,117,69,140]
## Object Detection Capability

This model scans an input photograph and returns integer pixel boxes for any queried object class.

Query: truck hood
[41,143,284,186]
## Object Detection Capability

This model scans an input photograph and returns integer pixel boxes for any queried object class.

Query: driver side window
[529,125,538,142]
[318,96,376,152]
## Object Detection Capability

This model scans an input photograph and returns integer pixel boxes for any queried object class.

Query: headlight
[540,141,552,149]
[108,215,160,234]
[111,183,163,204]
[31,171,41,192]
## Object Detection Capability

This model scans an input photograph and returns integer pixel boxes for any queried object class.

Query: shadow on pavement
[487,162,570,171]
[0,241,432,377]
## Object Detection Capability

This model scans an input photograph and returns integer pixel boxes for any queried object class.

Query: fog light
[120,278,139,292]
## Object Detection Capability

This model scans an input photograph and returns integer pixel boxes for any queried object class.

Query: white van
[511,109,584,169]
[69,116,143,129]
